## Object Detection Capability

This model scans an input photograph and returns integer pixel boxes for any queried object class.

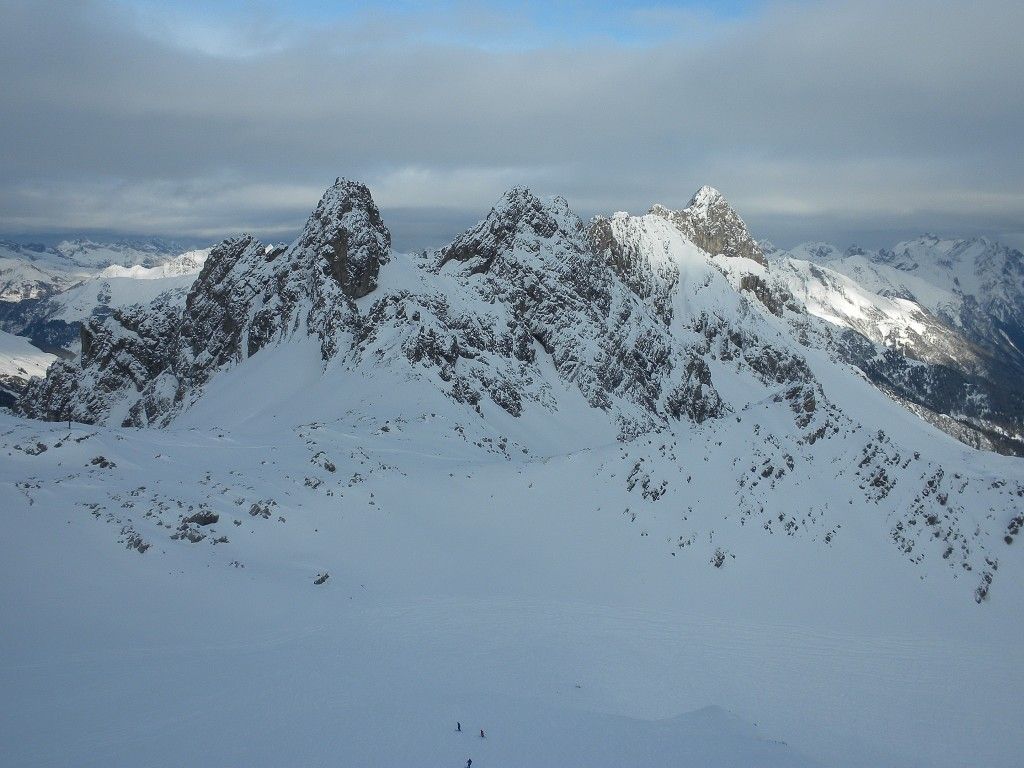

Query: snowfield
[2,393,1022,768]
[0,330,56,382]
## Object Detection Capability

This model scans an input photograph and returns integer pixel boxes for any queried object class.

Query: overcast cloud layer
[2,0,1023,251]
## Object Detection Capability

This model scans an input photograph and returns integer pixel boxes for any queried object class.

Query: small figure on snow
[480,729,486,739]
[466,759,472,768]
[457,721,461,732]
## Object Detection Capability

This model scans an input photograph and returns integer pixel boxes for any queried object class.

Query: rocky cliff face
[21,178,391,425]
[298,177,391,299]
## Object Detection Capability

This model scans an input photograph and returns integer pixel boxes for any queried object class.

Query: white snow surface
[0,329,57,381]
[3,332,1023,767]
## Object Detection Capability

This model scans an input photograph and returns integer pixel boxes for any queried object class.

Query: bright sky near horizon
[2,0,1023,251]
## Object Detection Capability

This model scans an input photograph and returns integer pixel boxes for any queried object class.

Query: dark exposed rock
[298,177,390,299]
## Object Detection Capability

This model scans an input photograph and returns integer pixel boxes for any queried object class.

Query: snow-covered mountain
[784,236,1024,373]
[0,237,190,298]
[760,237,1024,453]
[0,241,206,401]
[19,179,1024,596]
[0,328,57,406]
[5,180,1024,767]
[0,252,84,302]
[0,243,210,355]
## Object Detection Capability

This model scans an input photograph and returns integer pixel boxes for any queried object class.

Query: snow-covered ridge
[8,177,1024,609]
[16,179,1024,451]
[98,248,210,279]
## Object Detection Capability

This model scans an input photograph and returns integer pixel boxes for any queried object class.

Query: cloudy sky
[2,0,1023,251]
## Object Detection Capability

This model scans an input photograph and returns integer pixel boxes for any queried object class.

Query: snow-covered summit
[649,185,767,265]
[438,185,580,275]
[684,184,728,216]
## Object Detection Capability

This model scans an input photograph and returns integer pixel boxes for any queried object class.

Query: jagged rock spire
[298,177,391,299]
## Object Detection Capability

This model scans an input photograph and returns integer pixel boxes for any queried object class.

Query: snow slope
[2,387,1022,767]
[0,329,56,405]
[0,329,56,381]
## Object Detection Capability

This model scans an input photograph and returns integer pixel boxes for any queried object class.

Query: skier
[466,760,472,768]
[457,722,461,732]
[480,729,486,739]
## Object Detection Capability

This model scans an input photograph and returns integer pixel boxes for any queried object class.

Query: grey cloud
[1,0,1023,251]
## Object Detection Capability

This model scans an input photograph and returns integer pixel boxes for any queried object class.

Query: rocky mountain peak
[297,177,390,299]
[438,186,583,275]
[684,185,727,215]
[488,186,577,233]
[649,186,766,266]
